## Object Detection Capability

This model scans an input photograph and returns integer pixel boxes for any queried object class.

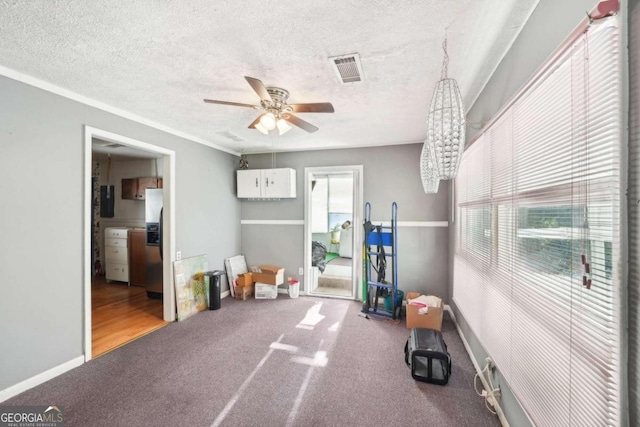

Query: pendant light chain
[441,37,449,80]
[270,134,276,170]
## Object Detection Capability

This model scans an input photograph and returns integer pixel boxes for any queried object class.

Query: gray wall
[242,144,450,299]
[0,75,241,392]
[452,0,625,426]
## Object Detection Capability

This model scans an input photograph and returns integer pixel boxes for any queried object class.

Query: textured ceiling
[0,0,538,154]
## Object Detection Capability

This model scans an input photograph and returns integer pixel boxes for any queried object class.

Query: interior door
[305,166,362,300]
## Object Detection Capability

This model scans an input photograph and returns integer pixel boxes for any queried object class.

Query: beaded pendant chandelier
[425,38,465,180]
[419,139,439,193]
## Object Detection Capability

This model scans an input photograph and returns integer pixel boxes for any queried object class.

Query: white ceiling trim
[0,64,241,156]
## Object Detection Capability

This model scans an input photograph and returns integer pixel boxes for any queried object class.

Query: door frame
[303,165,363,300]
[83,126,176,361]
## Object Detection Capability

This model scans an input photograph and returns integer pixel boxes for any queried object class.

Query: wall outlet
[298,267,304,275]
[176,251,182,261]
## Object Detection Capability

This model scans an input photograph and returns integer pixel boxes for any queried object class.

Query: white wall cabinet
[237,168,296,198]
[237,169,262,198]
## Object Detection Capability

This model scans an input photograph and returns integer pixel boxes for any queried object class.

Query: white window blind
[454,16,622,427]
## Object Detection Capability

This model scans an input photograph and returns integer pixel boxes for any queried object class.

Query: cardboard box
[235,284,253,300]
[251,265,284,286]
[405,292,443,330]
[237,272,253,287]
[255,282,278,299]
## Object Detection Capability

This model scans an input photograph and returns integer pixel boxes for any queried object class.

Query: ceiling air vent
[217,131,246,142]
[329,53,364,84]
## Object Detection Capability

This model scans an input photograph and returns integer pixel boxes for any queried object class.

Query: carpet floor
[5,296,500,427]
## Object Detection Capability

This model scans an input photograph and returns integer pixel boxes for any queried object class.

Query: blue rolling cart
[362,202,401,319]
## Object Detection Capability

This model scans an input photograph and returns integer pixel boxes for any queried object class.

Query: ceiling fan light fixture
[204,76,334,135]
[254,122,269,135]
[276,118,292,135]
[260,112,277,130]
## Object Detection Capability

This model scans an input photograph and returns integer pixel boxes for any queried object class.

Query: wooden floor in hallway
[92,276,168,358]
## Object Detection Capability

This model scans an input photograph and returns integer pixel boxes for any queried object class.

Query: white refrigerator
[145,188,163,299]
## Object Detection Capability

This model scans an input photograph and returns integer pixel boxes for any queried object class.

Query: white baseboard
[0,356,84,403]
[221,290,230,299]
[445,305,510,427]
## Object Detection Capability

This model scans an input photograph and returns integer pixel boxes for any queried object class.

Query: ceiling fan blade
[288,102,335,113]
[282,113,319,133]
[247,115,263,129]
[244,76,272,101]
[203,99,259,109]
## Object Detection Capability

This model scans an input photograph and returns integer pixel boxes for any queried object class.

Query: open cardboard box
[235,283,253,300]
[405,292,443,330]
[251,265,284,286]
[237,272,253,287]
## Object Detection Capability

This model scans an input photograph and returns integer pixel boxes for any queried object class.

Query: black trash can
[204,270,225,310]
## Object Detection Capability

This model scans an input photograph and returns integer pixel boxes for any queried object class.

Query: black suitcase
[404,327,452,385]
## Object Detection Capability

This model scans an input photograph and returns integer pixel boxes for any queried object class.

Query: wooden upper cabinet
[121,177,163,200]
[122,179,137,200]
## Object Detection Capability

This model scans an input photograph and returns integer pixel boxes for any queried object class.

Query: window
[454,16,622,426]
[311,174,354,233]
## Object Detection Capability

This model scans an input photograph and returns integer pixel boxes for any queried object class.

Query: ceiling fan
[204,76,334,135]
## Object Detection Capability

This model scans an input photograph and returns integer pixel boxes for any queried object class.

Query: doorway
[304,166,363,300]
[84,126,176,361]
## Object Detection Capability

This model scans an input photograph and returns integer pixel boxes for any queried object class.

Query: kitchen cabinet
[237,168,296,198]
[128,229,146,287]
[122,177,163,200]
[105,227,130,283]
